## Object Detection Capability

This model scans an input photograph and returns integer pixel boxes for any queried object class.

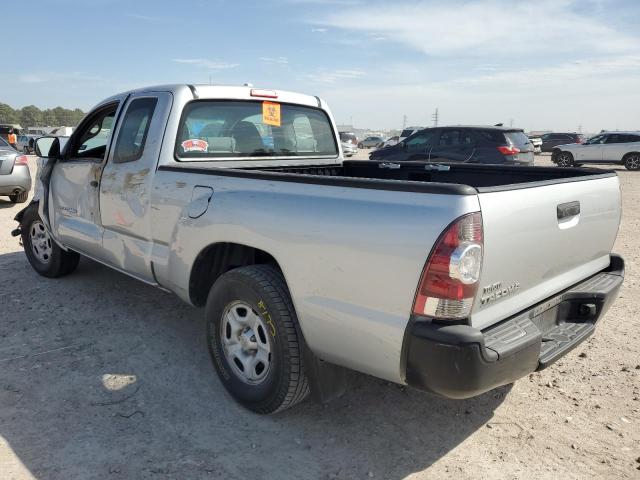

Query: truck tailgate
[471,174,620,330]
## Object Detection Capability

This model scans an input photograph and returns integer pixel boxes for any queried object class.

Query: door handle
[89,180,99,188]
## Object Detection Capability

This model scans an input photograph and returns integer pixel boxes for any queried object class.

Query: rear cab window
[175,101,338,160]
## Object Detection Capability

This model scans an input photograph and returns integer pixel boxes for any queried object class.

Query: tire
[9,191,28,203]
[624,153,640,171]
[205,264,309,414]
[358,143,363,149]
[555,151,574,167]
[20,205,80,278]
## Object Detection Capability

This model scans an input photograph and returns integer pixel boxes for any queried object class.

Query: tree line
[0,102,85,129]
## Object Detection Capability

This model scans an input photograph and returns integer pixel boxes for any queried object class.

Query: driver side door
[49,100,124,259]
[575,134,606,162]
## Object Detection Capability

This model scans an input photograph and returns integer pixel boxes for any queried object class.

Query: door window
[586,135,607,145]
[405,131,437,152]
[70,104,118,159]
[438,130,460,146]
[605,134,622,144]
[113,98,158,163]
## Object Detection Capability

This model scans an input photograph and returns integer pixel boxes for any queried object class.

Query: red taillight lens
[14,155,29,166]
[412,212,483,320]
[497,145,520,155]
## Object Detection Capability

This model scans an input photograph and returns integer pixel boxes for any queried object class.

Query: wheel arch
[188,242,284,307]
[622,151,640,161]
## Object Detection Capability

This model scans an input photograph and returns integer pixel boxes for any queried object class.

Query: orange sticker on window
[262,101,281,127]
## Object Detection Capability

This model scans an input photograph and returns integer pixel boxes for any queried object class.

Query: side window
[605,134,621,144]
[439,130,460,146]
[460,130,475,145]
[406,132,436,152]
[71,105,118,159]
[113,98,158,163]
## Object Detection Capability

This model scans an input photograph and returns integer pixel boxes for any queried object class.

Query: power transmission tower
[432,108,439,127]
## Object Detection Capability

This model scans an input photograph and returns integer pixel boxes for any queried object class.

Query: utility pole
[402,114,407,129]
[509,118,514,127]
[431,108,439,127]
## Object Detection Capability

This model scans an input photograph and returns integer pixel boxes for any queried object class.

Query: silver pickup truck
[14,84,624,414]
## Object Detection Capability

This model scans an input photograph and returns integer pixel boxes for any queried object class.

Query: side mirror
[35,136,59,158]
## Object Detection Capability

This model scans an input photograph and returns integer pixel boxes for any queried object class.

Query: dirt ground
[0,154,638,480]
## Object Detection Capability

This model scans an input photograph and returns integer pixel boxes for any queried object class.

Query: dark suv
[369,126,534,165]
[540,132,583,152]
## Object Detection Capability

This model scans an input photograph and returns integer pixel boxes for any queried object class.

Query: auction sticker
[262,101,281,127]
[181,139,209,153]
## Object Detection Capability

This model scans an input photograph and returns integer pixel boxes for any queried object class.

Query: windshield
[176,100,338,159]
[0,137,9,148]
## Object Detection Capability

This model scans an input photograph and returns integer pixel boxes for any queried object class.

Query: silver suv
[552,131,640,170]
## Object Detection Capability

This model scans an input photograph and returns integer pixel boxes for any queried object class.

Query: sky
[1,0,640,132]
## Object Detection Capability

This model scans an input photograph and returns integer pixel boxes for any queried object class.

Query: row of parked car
[341,126,640,170]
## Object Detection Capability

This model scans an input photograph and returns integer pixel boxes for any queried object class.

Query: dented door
[49,101,123,259]
[99,92,173,282]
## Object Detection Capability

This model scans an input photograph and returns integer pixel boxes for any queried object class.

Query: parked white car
[552,131,640,170]
[528,135,542,154]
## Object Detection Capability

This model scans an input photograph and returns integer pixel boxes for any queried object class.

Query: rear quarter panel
[150,170,480,382]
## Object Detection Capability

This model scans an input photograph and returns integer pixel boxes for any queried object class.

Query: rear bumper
[403,254,624,399]
[0,164,32,195]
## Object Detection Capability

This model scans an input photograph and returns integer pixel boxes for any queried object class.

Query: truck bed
[160,160,615,194]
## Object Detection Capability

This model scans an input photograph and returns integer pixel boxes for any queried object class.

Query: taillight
[14,155,29,166]
[412,212,483,320]
[497,145,520,155]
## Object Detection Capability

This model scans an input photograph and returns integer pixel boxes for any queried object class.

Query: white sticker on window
[181,139,209,152]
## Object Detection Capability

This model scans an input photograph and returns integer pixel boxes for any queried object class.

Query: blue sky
[2,0,640,132]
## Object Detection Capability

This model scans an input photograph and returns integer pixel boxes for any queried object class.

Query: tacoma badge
[480,281,520,305]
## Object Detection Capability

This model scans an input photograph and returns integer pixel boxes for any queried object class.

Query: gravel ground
[0,154,638,479]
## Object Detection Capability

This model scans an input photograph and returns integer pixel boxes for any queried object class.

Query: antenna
[431,108,438,127]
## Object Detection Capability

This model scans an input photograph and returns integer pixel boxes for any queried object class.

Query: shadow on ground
[0,252,509,480]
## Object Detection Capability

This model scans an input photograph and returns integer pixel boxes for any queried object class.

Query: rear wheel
[358,142,363,149]
[21,205,80,277]
[9,191,28,203]
[624,153,640,171]
[555,151,574,167]
[205,264,309,414]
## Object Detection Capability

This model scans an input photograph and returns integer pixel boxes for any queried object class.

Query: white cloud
[311,27,328,33]
[19,72,103,84]
[260,56,289,65]
[125,13,163,22]
[304,69,366,84]
[172,58,239,70]
[320,0,639,58]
